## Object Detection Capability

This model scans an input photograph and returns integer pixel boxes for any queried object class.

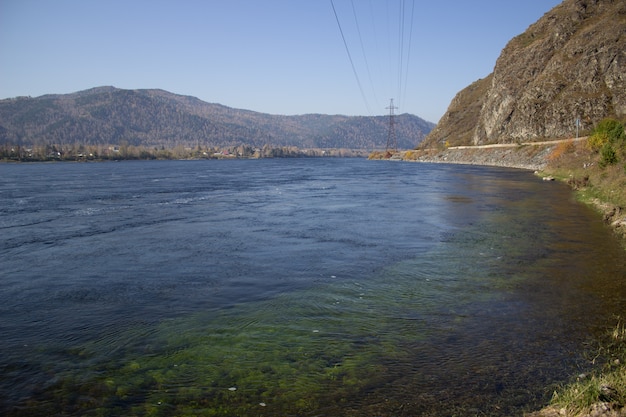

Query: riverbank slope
[370,140,568,171]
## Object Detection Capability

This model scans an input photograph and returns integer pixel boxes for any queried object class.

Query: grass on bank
[540,119,626,415]
[548,321,626,415]
[544,118,626,209]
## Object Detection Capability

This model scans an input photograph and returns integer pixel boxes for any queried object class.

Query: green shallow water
[20,217,626,416]
[2,159,626,416]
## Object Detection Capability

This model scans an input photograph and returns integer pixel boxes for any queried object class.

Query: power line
[397,0,406,103]
[401,0,415,110]
[330,0,416,118]
[396,0,416,110]
[330,0,372,115]
[351,0,379,111]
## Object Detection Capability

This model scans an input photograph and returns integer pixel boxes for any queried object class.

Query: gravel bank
[396,144,557,171]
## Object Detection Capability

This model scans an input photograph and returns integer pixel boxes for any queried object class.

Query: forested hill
[0,86,433,150]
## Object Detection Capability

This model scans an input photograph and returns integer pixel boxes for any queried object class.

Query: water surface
[1,159,625,416]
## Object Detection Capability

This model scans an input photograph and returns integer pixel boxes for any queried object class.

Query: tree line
[0,142,368,162]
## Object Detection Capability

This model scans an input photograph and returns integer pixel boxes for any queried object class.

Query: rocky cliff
[423,0,626,148]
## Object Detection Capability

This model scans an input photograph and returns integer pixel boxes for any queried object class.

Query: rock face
[424,0,626,147]
[423,75,492,147]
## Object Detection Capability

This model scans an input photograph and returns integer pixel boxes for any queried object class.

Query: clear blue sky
[0,0,561,123]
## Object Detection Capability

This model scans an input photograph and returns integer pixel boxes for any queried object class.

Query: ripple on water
[1,160,625,416]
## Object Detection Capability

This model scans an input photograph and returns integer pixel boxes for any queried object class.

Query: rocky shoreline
[402,144,556,171]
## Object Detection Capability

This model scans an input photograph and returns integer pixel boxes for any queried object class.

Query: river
[1,158,625,416]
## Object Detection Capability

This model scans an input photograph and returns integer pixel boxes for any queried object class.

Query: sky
[0,0,562,123]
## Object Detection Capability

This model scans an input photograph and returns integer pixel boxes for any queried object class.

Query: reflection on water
[1,159,625,416]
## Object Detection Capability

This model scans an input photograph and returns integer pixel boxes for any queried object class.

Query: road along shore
[372,138,587,171]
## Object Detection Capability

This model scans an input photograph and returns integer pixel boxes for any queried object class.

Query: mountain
[0,86,434,151]
[423,0,625,147]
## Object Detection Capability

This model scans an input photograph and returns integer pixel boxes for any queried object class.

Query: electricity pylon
[385,98,398,153]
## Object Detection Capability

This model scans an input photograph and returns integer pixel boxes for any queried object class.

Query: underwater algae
[12,202,604,417]
[31,272,443,417]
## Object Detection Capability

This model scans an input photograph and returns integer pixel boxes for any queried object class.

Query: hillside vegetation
[543,119,626,240]
[0,86,434,160]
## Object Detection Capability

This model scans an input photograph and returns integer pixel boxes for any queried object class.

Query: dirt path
[375,137,589,171]
[448,136,587,150]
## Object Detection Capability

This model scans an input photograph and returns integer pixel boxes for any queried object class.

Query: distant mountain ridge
[0,87,434,150]
[423,0,626,147]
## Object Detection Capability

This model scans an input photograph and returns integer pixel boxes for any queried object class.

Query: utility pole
[386,98,398,153]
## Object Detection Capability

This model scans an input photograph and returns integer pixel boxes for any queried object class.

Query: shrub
[599,143,618,167]
[588,131,609,152]
[598,119,625,142]
[567,175,590,189]
[549,139,575,161]
[588,119,625,151]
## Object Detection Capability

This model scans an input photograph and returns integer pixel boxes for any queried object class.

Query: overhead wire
[401,0,415,110]
[397,0,405,106]
[330,0,373,115]
[367,0,387,102]
[330,0,416,116]
[351,0,380,111]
